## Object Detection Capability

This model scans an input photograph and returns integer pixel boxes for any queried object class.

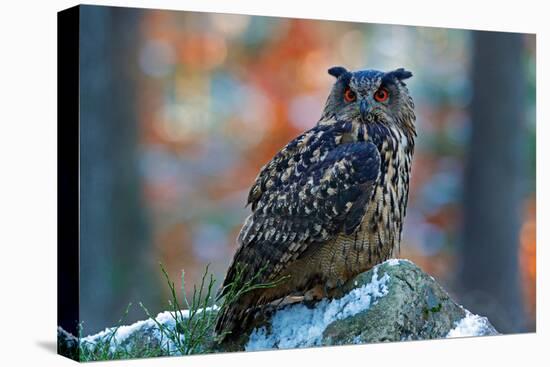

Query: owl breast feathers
[215,66,416,339]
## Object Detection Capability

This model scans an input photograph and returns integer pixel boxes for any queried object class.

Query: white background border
[0,1,546,366]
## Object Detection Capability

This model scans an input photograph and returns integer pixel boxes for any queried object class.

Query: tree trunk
[459,31,527,333]
[79,5,161,334]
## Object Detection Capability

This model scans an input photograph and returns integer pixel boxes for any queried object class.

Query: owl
[215,66,416,339]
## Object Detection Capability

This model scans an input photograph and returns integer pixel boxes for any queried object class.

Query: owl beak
[359,100,373,123]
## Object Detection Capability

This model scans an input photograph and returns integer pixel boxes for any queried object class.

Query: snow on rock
[386,259,401,266]
[446,311,496,338]
[80,306,219,354]
[245,266,390,351]
[384,258,414,266]
[80,310,188,354]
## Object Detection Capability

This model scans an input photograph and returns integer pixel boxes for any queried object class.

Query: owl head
[320,66,416,137]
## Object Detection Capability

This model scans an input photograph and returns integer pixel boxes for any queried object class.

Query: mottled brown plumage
[215,67,416,338]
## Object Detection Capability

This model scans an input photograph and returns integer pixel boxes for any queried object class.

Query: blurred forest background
[75,5,536,336]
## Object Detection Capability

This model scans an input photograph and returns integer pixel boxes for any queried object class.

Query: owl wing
[220,122,381,295]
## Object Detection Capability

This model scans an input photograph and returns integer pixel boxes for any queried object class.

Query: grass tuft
[67,262,287,361]
[139,263,218,355]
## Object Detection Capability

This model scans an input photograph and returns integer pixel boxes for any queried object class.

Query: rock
[57,327,79,360]
[241,259,498,351]
[321,259,498,345]
[58,260,498,360]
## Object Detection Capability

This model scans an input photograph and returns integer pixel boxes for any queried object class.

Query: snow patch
[384,258,414,267]
[446,311,493,338]
[386,259,400,266]
[80,306,218,354]
[80,310,187,353]
[245,266,390,351]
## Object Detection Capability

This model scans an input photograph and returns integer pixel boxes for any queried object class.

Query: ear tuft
[391,68,413,80]
[328,66,349,78]
[382,68,413,85]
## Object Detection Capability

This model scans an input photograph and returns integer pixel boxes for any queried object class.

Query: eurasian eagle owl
[216,66,416,338]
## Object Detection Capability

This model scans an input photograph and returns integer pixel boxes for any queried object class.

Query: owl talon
[304,284,325,301]
[324,279,349,299]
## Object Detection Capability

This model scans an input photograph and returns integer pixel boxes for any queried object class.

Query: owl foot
[274,295,305,307]
[304,284,325,302]
[325,279,350,299]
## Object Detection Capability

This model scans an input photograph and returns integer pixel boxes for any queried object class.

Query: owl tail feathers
[214,263,292,341]
[214,302,253,342]
[214,304,237,340]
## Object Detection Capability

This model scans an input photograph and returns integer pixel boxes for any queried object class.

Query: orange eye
[374,87,389,102]
[344,87,356,103]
